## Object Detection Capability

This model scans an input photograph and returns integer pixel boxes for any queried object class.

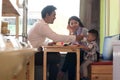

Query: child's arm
[80,44,92,51]
[80,44,94,60]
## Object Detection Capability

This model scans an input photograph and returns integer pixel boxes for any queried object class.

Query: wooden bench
[90,61,113,80]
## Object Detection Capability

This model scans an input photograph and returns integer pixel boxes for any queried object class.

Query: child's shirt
[84,41,99,62]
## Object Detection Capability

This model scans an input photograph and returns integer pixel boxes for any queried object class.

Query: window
[28,0,80,35]
[2,17,16,35]
[2,0,80,39]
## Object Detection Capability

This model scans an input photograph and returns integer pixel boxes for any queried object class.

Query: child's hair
[68,16,84,27]
[88,29,98,40]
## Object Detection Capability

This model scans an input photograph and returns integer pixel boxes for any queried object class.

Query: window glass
[2,17,16,35]
[2,0,80,37]
[28,0,80,35]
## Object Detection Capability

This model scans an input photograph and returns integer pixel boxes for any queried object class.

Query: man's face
[46,11,56,24]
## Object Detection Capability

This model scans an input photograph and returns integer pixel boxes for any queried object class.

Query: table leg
[76,49,80,80]
[43,51,47,80]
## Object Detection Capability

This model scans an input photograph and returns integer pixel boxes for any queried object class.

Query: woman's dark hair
[41,5,56,18]
[68,16,84,27]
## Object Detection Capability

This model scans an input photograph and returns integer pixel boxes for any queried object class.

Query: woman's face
[69,19,79,29]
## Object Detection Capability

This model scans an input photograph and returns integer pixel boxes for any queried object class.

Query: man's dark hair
[41,5,56,18]
[88,29,99,39]
[68,16,84,27]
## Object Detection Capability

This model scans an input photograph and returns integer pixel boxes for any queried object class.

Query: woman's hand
[67,25,76,34]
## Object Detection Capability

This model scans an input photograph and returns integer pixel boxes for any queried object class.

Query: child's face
[87,33,96,42]
[69,19,79,29]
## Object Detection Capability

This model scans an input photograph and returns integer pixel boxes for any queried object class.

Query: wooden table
[43,45,82,80]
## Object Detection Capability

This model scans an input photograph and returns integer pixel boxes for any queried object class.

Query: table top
[43,45,82,48]
[0,48,37,54]
[43,45,83,52]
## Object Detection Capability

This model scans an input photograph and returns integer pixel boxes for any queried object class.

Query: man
[28,5,83,80]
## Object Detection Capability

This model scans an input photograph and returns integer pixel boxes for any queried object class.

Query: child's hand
[76,34,84,42]
[87,53,92,57]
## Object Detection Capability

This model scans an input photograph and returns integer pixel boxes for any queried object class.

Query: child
[80,29,99,80]
[58,16,88,80]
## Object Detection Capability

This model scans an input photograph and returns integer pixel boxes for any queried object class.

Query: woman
[58,16,88,80]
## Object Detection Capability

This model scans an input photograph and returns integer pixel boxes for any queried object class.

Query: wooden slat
[91,65,113,74]
[2,0,20,16]
[91,74,112,80]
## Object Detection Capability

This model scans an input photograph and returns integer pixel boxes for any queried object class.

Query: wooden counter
[0,48,37,80]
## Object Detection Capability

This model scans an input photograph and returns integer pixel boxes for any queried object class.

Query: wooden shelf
[1,0,20,38]
[2,0,20,16]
